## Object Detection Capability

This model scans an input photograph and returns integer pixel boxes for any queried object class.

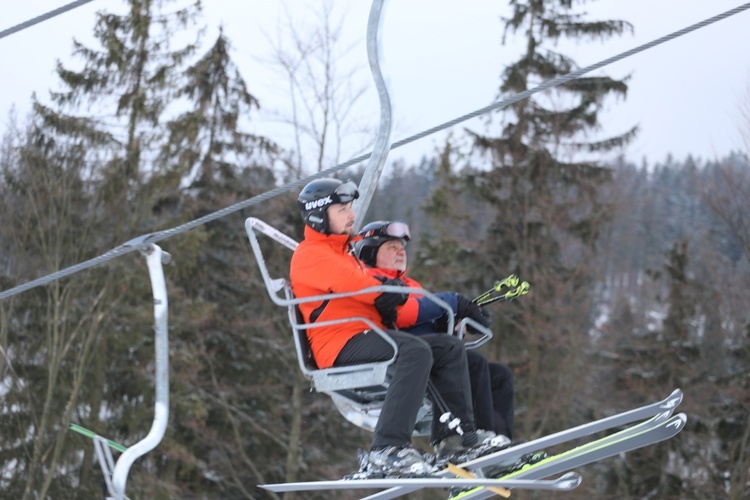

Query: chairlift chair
[245,217,493,436]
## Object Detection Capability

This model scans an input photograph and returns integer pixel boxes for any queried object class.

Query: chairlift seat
[284,281,393,393]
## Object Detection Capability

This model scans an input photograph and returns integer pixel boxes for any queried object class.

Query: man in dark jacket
[353,220,516,444]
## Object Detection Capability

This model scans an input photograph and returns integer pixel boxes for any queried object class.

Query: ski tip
[661,412,688,434]
[556,471,583,490]
[661,388,683,410]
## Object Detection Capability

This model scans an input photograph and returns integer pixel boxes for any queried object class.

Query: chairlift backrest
[245,217,396,392]
[290,304,317,371]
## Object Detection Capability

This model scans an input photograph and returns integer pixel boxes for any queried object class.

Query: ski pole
[472,274,519,305]
[475,281,530,307]
[426,380,464,436]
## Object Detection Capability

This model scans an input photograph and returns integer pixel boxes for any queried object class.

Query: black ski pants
[335,329,431,450]
[488,361,515,440]
[465,350,515,439]
[335,330,476,449]
[421,333,477,445]
[467,349,495,433]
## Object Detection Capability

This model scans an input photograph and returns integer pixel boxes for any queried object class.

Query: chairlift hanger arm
[353,0,393,231]
[71,244,172,499]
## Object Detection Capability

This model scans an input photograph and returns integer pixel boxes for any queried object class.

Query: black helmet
[353,220,411,267]
[297,178,359,233]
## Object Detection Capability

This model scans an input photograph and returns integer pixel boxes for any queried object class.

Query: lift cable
[0,0,97,41]
[1,1,749,302]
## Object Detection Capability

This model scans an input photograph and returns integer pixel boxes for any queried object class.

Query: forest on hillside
[1,1,748,499]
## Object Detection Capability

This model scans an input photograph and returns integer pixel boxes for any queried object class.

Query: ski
[453,413,687,500]
[259,471,582,493]
[367,411,669,500]
[443,463,511,498]
[363,388,682,500]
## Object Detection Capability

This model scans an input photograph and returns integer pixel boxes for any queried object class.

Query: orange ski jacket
[289,226,387,368]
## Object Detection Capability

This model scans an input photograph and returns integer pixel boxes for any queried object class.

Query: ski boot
[433,430,512,470]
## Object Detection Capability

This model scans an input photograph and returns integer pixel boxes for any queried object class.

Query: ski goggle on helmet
[298,177,360,233]
[354,221,410,267]
[358,221,411,241]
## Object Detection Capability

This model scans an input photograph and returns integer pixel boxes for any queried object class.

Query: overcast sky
[2,0,750,170]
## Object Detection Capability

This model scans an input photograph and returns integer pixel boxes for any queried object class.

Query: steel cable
[0,0,97,40]
[2,2,749,301]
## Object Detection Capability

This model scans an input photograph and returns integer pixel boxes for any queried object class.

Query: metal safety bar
[456,317,494,349]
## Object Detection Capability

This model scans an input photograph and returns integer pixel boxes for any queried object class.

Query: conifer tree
[161,28,278,190]
[463,0,635,436]
[0,117,111,499]
[152,30,294,495]
[0,2,204,497]
[472,0,635,274]
[42,0,201,236]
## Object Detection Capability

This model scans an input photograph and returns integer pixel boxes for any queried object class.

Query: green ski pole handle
[473,274,519,304]
[476,281,530,306]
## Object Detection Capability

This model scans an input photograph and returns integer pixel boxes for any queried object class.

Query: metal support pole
[110,244,171,497]
[353,0,393,231]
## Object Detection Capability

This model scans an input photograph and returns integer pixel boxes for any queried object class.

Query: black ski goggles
[332,180,360,204]
[360,221,411,242]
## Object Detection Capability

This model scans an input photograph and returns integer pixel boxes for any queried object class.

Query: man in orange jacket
[353,220,516,445]
[290,178,501,476]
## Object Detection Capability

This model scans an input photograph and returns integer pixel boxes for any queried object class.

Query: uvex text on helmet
[353,220,411,267]
[297,178,359,233]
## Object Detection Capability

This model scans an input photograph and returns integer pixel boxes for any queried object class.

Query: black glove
[434,312,450,333]
[373,278,409,328]
[456,294,492,333]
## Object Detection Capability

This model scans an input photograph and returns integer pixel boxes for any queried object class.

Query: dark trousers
[488,362,514,439]
[336,330,477,448]
[467,350,495,433]
[335,329,432,449]
[465,351,515,440]
[420,334,477,445]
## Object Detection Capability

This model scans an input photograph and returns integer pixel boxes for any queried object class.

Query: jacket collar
[304,225,351,251]
[371,266,408,280]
